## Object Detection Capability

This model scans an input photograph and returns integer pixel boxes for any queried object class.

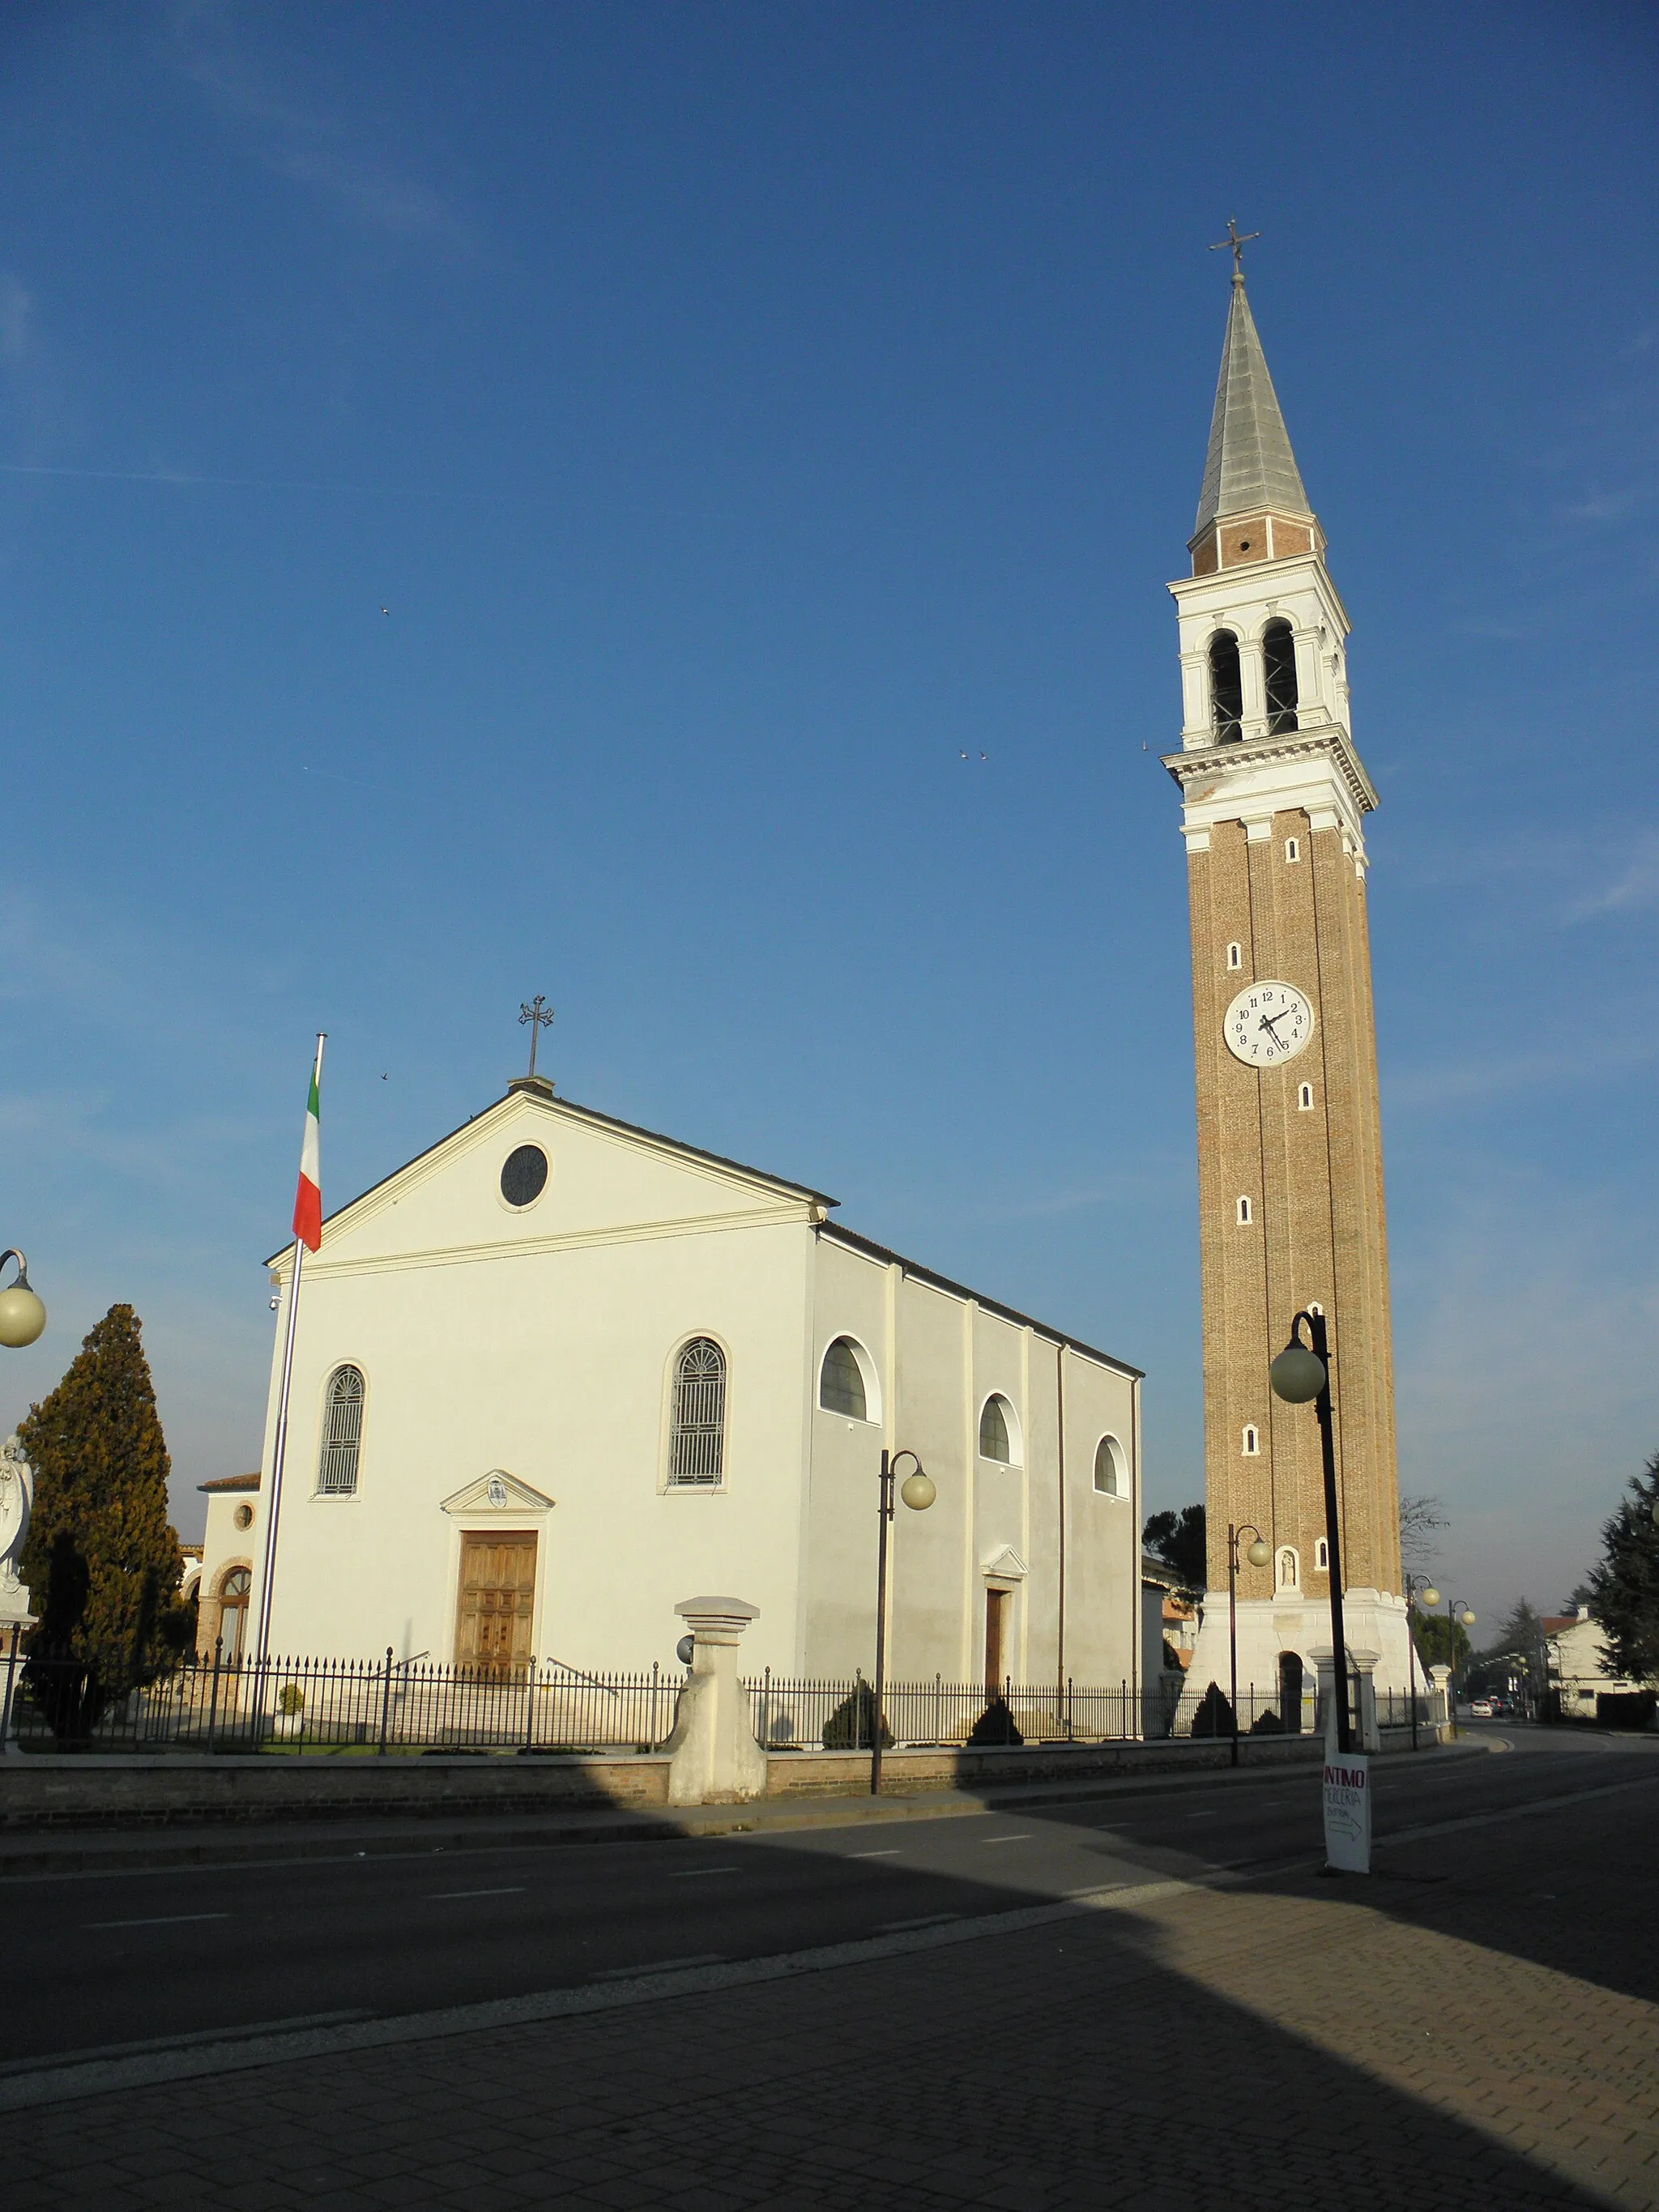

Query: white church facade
[241,1075,1144,1695]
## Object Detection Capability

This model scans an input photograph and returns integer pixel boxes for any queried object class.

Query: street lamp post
[871,1448,936,1796]
[1421,1586,1474,1731]
[1226,1522,1272,1767]
[0,1253,46,1350]
[1269,1307,1352,1755]
[1403,1572,1435,1751]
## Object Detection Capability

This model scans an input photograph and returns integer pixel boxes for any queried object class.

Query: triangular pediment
[440,1469,555,1517]
[981,1546,1028,1583]
[267,1088,835,1279]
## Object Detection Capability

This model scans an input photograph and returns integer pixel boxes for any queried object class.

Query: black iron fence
[746,1673,1139,1750]
[0,1633,1431,1758]
[2,1636,1143,1757]
[1163,1677,1434,1740]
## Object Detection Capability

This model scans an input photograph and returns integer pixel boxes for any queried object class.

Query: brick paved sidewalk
[11,1790,1657,2211]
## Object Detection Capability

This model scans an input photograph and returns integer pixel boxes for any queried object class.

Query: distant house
[1544,1608,1650,1723]
[196,1473,261,1664]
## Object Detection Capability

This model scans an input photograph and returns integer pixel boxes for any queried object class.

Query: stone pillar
[1429,1665,1452,1737]
[1351,1652,1381,1751]
[1310,1647,1337,1752]
[663,1596,767,1807]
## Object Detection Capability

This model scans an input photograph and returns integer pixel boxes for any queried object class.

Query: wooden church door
[454,1532,538,1673]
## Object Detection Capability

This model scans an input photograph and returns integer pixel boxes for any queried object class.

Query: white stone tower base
[1179,1586,1418,1737]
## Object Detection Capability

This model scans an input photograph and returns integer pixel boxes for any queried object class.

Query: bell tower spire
[1160,239,1410,1727]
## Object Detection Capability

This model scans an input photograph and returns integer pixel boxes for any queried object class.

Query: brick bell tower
[1162,243,1411,1721]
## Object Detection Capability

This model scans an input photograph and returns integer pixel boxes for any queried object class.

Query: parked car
[1469,1698,1494,1717]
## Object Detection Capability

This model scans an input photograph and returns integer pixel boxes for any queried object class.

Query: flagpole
[254,1032,326,1668]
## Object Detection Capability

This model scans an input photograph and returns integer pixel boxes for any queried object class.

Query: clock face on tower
[1223,980,1316,1068]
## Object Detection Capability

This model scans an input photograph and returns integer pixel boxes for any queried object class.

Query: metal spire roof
[1192,276,1312,539]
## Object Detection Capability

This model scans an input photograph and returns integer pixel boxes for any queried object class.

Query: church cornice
[1160,720,1378,818]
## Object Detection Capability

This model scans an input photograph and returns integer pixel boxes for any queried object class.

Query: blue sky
[2,2,1655,1629]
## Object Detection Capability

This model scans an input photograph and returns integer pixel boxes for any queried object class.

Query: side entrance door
[454,1531,538,1673]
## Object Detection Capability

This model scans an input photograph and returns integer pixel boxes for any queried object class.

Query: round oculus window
[500,1144,548,1208]
[233,1502,254,1531]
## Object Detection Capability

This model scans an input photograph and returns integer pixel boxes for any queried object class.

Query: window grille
[1094,1434,1125,1496]
[1209,631,1243,742]
[979,1396,1013,1464]
[819,1337,868,1421]
[1263,620,1299,734]
[669,1338,727,1486]
[317,1366,365,1494]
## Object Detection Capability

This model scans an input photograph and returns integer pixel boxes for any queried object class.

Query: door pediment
[440,1469,555,1516]
[981,1545,1028,1583]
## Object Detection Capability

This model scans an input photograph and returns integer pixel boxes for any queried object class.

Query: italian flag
[292,1055,322,1252]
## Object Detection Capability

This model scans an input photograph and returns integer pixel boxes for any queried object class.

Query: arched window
[1315,1536,1329,1571]
[668,1338,727,1486]
[1237,1195,1253,1225]
[1299,1082,1315,1110]
[1242,1424,1260,1456]
[1226,942,1243,971]
[979,1395,1015,1464]
[1263,620,1299,734]
[1284,836,1301,863]
[1094,1434,1127,1497]
[1209,630,1243,742]
[317,1366,365,1495]
[819,1336,868,1421]
[216,1566,251,1664]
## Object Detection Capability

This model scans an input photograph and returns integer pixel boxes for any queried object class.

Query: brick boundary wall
[0,1728,1429,1832]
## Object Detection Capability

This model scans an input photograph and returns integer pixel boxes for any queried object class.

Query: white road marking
[668,1865,740,1878]
[849,1848,900,1858]
[83,1913,231,1930]
[878,1912,961,1932]
[979,1833,1033,1844]
[591,1954,723,1980]
[426,1887,526,1900]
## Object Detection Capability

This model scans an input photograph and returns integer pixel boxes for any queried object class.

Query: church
[222,241,1409,1733]
[238,1074,1145,1692]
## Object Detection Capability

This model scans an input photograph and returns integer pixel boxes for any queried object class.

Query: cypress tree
[16,1304,184,1660]
[1589,1451,1659,1683]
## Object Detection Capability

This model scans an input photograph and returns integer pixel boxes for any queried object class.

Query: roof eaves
[819,1223,1145,1379]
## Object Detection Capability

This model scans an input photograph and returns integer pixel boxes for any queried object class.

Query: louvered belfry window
[1263,620,1299,734]
[1209,630,1243,741]
[317,1365,365,1494]
[669,1338,727,1486]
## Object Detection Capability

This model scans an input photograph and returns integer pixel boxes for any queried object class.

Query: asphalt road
[8,1724,1654,2070]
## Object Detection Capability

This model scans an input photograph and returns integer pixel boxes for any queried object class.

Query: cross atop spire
[1209,216,1260,281]
[1190,248,1313,548]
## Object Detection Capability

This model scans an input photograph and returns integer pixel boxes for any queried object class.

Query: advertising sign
[1322,1752,1371,1873]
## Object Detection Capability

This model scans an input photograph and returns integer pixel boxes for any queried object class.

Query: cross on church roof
[1209,216,1260,279]
[518,995,554,1080]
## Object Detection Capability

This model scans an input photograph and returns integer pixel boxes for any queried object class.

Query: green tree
[1412,1613,1469,1672]
[1143,1503,1206,1593]
[1589,1451,1659,1683]
[17,1305,184,1661]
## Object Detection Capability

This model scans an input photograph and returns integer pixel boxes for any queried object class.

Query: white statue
[0,1434,34,1619]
